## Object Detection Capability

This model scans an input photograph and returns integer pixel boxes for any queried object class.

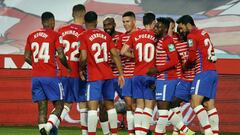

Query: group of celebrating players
[24,3,219,135]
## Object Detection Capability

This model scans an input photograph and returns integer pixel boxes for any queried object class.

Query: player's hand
[168,22,174,36]
[66,67,72,77]
[79,71,86,81]
[208,56,217,63]
[147,67,158,76]
[118,74,125,89]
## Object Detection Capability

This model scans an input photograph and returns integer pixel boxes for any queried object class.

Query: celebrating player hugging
[24,4,219,135]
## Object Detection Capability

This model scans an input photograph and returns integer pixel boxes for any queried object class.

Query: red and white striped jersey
[155,35,182,80]
[125,28,156,76]
[186,28,216,73]
[108,31,123,77]
[174,39,196,82]
[117,32,135,78]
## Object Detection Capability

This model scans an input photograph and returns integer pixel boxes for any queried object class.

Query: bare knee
[191,95,204,109]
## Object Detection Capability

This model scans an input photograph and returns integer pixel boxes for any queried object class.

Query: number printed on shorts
[31,42,50,63]
[92,42,108,63]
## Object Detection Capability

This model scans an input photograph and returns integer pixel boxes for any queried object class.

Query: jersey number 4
[31,42,50,63]
[92,42,108,63]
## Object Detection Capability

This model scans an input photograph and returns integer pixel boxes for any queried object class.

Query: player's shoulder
[44,29,61,41]
[199,29,210,38]
[84,29,110,40]
[116,31,123,36]
[28,28,43,36]
[113,31,123,39]
[163,35,174,43]
[70,24,85,32]
[28,28,57,37]
[189,28,209,40]
[59,24,85,32]
[57,24,69,31]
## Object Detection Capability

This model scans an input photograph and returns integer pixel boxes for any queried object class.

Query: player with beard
[177,15,218,135]
[167,17,197,135]
[97,17,123,135]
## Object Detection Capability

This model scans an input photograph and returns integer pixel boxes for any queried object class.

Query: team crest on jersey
[188,39,193,47]
[168,44,175,52]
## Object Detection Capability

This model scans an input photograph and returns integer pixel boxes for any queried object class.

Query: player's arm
[57,47,71,70]
[185,35,197,65]
[79,50,87,81]
[24,37,32,65]
[110,41,125,88]
[120,36,134,58]
[157,44,179,72]
[78,35,87,80]
[56,35,71,73]
[148,39,179,76]
[120,44,134,58]
[24,50,32,66]
[79,50,87,71]
[111,48,123,75]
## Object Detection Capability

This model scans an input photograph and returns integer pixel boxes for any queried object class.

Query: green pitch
[0,126,238,135]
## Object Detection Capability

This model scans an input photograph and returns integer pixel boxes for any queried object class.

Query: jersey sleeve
[157,37,179,72]
[55,33,64,49]
[125,34,133,48]
[108,36,116,50]
[116,35,123,50]
[186,33,197,64]
[25,35,31,51]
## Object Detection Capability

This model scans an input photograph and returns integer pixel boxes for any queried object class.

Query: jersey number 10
[136,43,154,62]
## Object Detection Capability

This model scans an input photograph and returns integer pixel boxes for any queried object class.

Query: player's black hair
[41,11,54,23]
[176,15,195,26]
[122,11,135,19]
[166,17,175,23]
[84,11,97,23]
[157,17,170,30]
[143,12,155,26]
[73,4,86,13]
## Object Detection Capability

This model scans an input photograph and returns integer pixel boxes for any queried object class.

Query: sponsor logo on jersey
[188,39,193,47]
[168,44,176,52]
[78,41,80,47]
